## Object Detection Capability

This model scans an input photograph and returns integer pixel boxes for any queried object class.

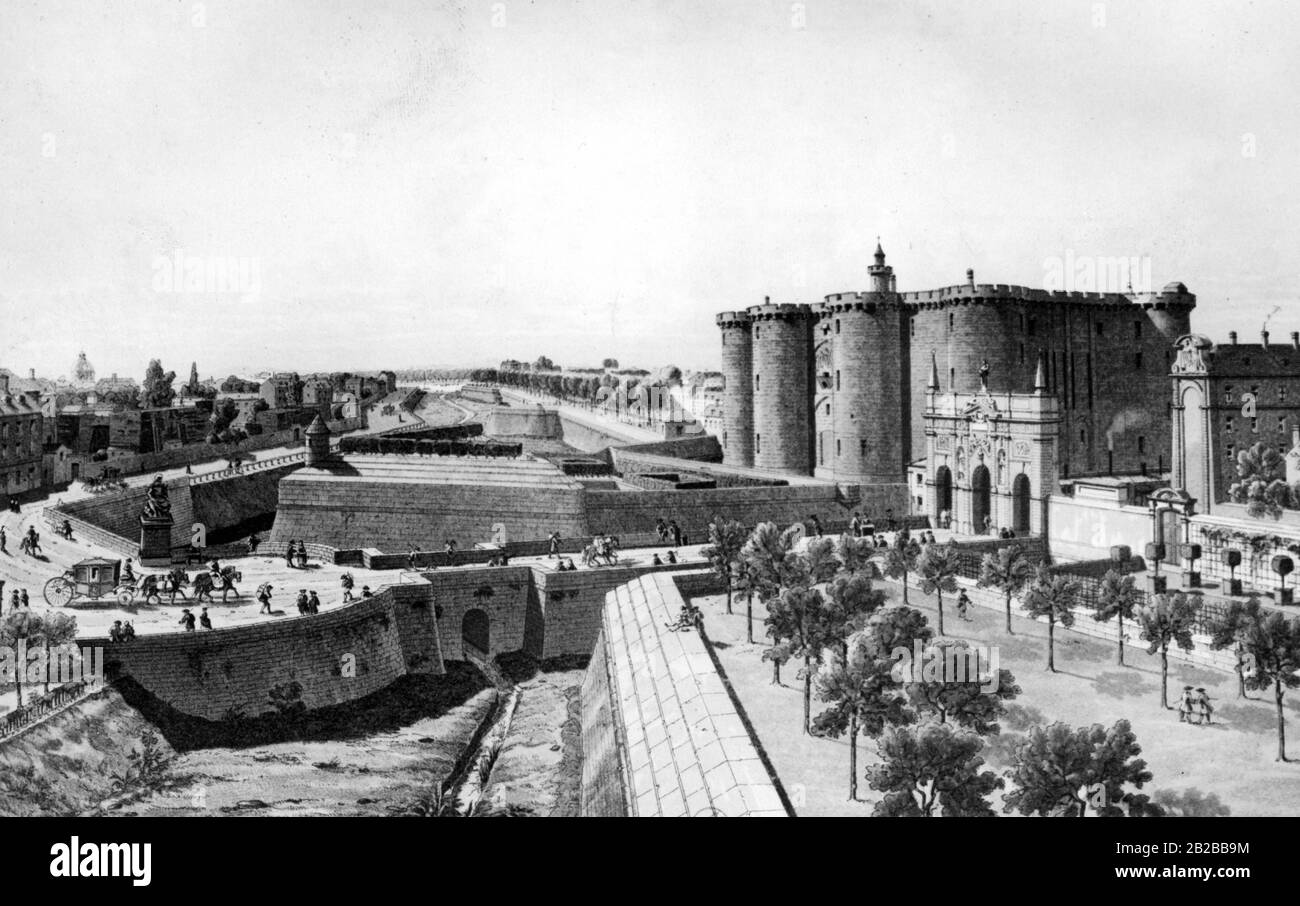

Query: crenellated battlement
[715,310,752,328]
[746,302,814,321]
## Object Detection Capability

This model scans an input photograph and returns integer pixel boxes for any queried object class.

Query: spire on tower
[927,351,940,393]
[1034,352,1047,394]
[874,238,886,265]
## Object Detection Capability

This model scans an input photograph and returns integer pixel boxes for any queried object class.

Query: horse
[582,536,619,567]
[194,566,243,603]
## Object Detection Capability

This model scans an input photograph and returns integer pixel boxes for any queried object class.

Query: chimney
[28,369,34,380]
[1229,331,1238,344]
[764,295,770,304]
[1262,330,1270,349]
[966,268,975,288]
[1292,332,1299,350]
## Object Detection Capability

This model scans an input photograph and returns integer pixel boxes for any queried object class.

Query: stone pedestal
[139,517,173,567]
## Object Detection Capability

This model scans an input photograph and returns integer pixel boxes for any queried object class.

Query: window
[1096,322,1104,336]
[949,313,955,330]
[949,367,955,388]
[835,319,841,334]
[1280,416,1288,434]
[1028,318,1037,336]
[754,327,760,339]
[754,374,760,391]
[860,438,867,455]
[1138,436,1146,454]
[835,370,841,391]
[1134,352,1143,369]
[825,403,831,415]
[1226,416,1235,432]
[1019,343,1025,364]
[755,433,761,453]
[1224,386,1234,405]
[818,435,824,465]
[1280,387,1288,403]
[836,439,842,457]
[1134,321,1142,339]
[1252,418,1259,434]
[1080,429,1086,444]
[1226,444,1235,461]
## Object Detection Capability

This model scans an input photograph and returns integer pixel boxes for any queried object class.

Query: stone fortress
[716,243,1196,513]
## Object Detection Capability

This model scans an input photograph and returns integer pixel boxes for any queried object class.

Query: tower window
[835,370,841,391]
[1080,429,1086,444]
[1226,416,1235,432]
[949,367,955,389]
[1019,343,1025,364]
[1028,319,1037,336]
[1134,352,1143,369]
[949,313,955,330]
[825,403,831,415]
[1096,322,1104,336]
[1138,435,1146,454]
[860,438,867,455]
[835,319,841,334]
[836,439,842,457]
[754,327,760,339]
[755,433,761,453]
[1134,321,1142,339]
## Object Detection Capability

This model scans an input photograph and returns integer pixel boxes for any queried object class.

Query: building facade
[921,360,1060,536]
[0,374,44,495]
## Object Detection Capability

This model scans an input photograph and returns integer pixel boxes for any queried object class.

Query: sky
[2,0,1298,381]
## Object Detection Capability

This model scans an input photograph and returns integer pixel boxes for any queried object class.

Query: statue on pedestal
[142,476,173,522]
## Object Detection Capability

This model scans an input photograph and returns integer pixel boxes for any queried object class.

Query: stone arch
[934,465,953,521]
[971,465,991,534]
[462,608,490,654]
[1012,472,1031,533]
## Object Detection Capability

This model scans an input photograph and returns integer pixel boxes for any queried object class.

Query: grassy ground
[694,580,1300,817]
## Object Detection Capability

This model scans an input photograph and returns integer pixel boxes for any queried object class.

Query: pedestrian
[121,558,136,584]
[810,514,823,537]
[247,532,261,554]
[956,589,970,621]
[849,513,861,538]
[361,586,373,598]
[122,621,136,641]
[284,540,297,568]
[308,590,321,614]
[0,525,6,553]
[199,608,213,631]
[1177,686,1195,723]
[109,620,124,643]
[652,553,663,566]
[408,548,419,569]
[1195,688,1214,725]
[179,609,196,632]
[548,531,561,559]
[9,589,19,612]
[20,589,29,609]
[666,550,677,564]
[296,589,309,615]
[341,571,355,602]
[61,519,74,540]
[445,539,458,565]
[296,542,308,569]
[257,582,274,614]
[656,518,669,542]
[669,520,682,548]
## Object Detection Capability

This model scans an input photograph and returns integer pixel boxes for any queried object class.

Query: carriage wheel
[116,587,135,607]
[145,592,161,606]
[44,577,75,607]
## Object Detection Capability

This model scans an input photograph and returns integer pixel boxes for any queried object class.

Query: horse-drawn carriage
[43,558,138,607]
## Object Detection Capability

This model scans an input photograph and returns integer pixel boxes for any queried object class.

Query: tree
[1094,569,1142,666]
[905,639,1021,734]
[915,543,961,636]
[1021,567,1080,672]
[142,359,177,409]
[883,533,922,605]
[601,358,619,370]
[1229,441,1289,519]
[977,544,1033,634]
[702,519,748,615]
[24,611,78,694]
[834,533,876,578]
[1003,719,1153,817]
[814,610,930,800]
[1134,593,1197,710]
[740,522,801,681]
[865,721,1004,816]
[0,610,37,708]
[1221,607,1300,761]
[1209,595,1264,699]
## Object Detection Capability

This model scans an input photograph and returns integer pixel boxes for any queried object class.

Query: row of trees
[1229,441,1300,519]
[702,520,1300,813]
[0,610,80,708]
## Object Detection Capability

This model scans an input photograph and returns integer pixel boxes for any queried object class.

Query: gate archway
[934,466,953,523]
[1012,473,1031,533]
[971,465,991,534]
[462,608,490,654]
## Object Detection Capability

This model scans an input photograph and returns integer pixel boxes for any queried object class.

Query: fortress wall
[583,483,845,542]
[717,312,754,466]
[484,407,564,439]
[52,479,195,551]
[87,586,423,721]
[414,566,536,663]
[749,306,813,474]
[613,434,723,462]
[189,465,297,536]
[270,472,588,550]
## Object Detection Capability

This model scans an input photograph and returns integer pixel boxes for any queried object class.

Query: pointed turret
[305,414,332,466]
[926,351,940,393]
[1034,352,1047,395]
[868,237,894,293]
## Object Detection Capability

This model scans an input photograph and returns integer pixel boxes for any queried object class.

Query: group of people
[655,518,685,547]
[650,550,679,566]
[283,541,310,569]
[177,608,213,631]
[554,558,579,571]
[5,587,30,611]
[294,589,323,615]
[107,620,138,641]
[1178,686,1215,725]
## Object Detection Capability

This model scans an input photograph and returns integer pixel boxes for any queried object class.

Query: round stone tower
[716,310,754,467]
[305,414,331,466]
[748,301,814,474]
[1144,281,1196,339]
[816,289,906,486]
